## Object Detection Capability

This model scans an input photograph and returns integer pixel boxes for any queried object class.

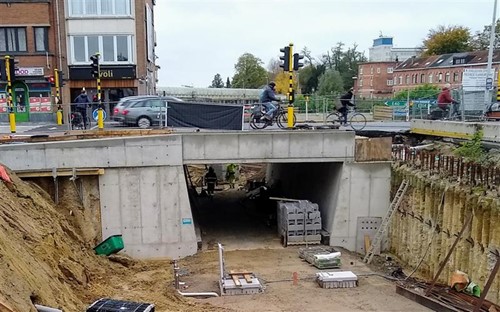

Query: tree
[317,69,344,96]
[231,53,268,89]
[320,42,366,90]
[298,64,325,94]
[210,73,224,88]
[274,71,298,95]
[421,25,472,56]
[393,84,440,100]
[470,19,500,50]
[226,77,231,88]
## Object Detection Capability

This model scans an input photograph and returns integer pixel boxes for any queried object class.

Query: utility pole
[90,53,103,130]
[485,0,498,110]
[54,69,63,125]
[5,56,15,133]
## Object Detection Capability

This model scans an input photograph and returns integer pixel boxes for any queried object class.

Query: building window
[0,28,27,52]
[70,35,133,64]
[34,27,48,52]
[393,77,397,85]
[377,68,380,74]
[405,75,410,84]
[370,79,373,87]
[387,67,393,73]
[453,72,460,82]
[399,76,403,85]
[429,74,433,83]
[370,67,373,74]
[360,67,363,74]
[387,79,393,86]
[438,73,443,82]
[420,74,425,83]
[445,72,450,83]
[68,0,131,16]
[359,79,363,87]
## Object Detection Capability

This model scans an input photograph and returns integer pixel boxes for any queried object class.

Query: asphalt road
[0,120,411,135]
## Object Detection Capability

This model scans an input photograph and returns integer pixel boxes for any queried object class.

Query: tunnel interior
[185,162,344,251]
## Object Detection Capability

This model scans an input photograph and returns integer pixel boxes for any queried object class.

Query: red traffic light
[45,75,55,87]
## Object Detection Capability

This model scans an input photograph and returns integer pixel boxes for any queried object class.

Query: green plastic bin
[94,234,124,256]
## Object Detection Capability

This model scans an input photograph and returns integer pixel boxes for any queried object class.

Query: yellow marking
[411,128,472,139]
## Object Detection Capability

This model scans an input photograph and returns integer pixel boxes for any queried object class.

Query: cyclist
[338,88,355,125]
[259,81,280,122]
[437,84,459,118]
[73,88,91,129]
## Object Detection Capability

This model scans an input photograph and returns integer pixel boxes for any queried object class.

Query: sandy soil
[180,247,431,312]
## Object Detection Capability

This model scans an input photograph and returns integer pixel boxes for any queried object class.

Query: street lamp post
[485,0,498,109]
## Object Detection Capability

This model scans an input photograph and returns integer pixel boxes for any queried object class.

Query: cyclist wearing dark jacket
[259,82,279,120]
[338,88,354,124]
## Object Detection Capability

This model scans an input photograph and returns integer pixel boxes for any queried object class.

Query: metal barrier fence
[392,145,500,189]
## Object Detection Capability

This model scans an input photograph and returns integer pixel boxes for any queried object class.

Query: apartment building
[0,0,157,122]
[0,0,59,122]
[392,50,500,93]
[369,36,419,62]
[355,61,397,99]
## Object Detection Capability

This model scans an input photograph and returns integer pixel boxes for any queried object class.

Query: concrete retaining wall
[267,161,391,251]
[391,166,500,304]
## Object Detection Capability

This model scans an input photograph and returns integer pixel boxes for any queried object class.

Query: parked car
[113,95,158,123]
[122,96,183,128]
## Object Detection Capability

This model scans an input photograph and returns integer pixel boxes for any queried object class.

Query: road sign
[486,77,493,90]
[462,68,495,91]
[92,108,107,121]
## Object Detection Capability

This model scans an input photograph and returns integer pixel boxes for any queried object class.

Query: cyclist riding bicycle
[338,88,355,125]
[259,81,280,122]
[437,84,459,118]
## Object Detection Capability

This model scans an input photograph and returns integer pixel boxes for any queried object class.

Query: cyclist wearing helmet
[259,81,280,121]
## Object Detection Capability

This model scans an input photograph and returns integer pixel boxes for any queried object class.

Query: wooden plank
[243,274,253,283]
[364,234,371,255]
[231,274,241,286]
[229,270,252,275]
[355,137,392,162]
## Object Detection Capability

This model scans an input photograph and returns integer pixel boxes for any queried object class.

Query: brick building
[0,0,158,122]
[354,61,397,99]
[392,51,500,93]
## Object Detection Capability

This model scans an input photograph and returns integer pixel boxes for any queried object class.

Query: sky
[154,0,497,88]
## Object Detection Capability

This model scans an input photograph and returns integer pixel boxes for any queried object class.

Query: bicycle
[325,107,367,131]
[250,102,297,129]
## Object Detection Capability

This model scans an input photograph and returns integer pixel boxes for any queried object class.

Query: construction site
[0,128,499,312]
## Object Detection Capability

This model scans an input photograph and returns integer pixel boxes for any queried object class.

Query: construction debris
[299,246,341,269]
[218,243,263,296]
[316,271,358,289]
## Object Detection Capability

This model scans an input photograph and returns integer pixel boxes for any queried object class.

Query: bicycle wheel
[277,111,297,128]
[325,112,342,127]
[250,113,268,130]
[349,113,367,131]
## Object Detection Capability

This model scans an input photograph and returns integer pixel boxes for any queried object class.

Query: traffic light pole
[4,56,15,133]
[54,69,63,126]
[287,43,294,128]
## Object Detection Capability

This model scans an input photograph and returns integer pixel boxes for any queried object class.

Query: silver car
[112,95,157,123]
[122,96,183,128]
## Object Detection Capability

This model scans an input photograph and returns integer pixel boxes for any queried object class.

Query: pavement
[0,120,411,135]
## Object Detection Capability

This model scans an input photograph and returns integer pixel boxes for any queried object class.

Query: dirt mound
[0,165,221,312]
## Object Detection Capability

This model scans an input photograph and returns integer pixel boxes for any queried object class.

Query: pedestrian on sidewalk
[73,89,91,129]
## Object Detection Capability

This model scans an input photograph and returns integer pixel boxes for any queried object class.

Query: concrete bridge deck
[0,130,391,259]
[411,119,500,142]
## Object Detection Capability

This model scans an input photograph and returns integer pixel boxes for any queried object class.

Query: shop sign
[69,65,136,80]
[16,67,45,77]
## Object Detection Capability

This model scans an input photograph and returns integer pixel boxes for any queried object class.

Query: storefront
[68,65,137,116]
[0,67,53,122]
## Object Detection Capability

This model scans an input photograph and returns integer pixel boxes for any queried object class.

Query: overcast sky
[154,0,497,88]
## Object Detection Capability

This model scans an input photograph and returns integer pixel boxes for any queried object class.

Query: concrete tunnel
[186,160,391,254]
[0,131,393,259]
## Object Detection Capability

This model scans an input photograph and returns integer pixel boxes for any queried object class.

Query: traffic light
[57,70,64,86]
[45,75,55,87]
[90,53,100,78]
[7,58,18,81]
[0,61,5,81]
[293,53,304,71]
[279,46,290,71]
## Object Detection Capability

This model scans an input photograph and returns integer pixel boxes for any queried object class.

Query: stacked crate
[316,271,358,289]
[277,200,322,245]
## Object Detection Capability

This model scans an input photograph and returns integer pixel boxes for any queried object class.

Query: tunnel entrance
[184,162,345,251]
